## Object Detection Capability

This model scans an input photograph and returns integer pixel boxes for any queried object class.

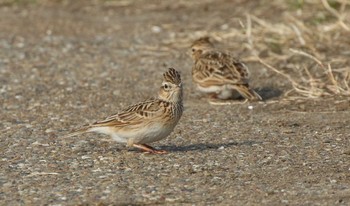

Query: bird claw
[133,143,167,154]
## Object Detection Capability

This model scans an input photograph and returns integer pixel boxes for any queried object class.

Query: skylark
[190,37,262,102]
[63,68,183,154]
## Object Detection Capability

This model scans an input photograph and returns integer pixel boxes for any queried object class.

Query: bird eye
[192,48,196,52]
[163,83,171,90]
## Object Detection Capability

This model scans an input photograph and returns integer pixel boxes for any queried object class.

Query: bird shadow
[255,87,283,100]
[158,140,262,153]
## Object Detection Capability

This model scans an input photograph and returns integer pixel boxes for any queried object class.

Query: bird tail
[233,84,262,101]
[61,126,90,138]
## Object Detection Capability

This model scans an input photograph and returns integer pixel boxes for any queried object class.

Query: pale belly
[133,123,176,144]
[197,84,239,100]
[89,122,177,145]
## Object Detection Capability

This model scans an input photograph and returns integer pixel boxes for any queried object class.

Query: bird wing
[90,99,163,128]
[193,51,250,86]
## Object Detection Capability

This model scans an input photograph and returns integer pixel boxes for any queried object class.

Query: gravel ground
[1,1,350,205]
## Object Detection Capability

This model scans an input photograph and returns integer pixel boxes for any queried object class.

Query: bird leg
[132,143,167,154]
[208,93,218,99]
[207,92,249,105]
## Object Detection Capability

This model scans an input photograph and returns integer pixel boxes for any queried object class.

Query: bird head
[190,37,215,60]
[158,68,183,103]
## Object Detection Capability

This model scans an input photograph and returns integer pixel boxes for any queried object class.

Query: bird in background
[190,37,262,103]
[63,68,183,154]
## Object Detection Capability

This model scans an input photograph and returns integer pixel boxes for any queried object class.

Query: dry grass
[258,50,350,99]
[247,0,350,99]
[249,4,350,98]
[248,0,350,99]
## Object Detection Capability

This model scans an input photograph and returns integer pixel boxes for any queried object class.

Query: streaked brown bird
[190,37,262,101]
[63,68,183,154]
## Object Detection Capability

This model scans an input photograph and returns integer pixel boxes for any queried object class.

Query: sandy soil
[1,0,350,205]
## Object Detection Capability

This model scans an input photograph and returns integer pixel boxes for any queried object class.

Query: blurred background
[1,0,349,205]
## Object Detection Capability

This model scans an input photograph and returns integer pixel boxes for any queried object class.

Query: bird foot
[132,144,167,154]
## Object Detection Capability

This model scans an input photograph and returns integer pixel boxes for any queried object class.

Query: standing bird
[63,68,183,154]
[190,37,262,102]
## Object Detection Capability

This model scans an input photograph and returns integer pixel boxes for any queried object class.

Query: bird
[63,68,183,154]
[190,37,262,102]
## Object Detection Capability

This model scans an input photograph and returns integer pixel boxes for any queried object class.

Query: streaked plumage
[63,68,183,154]
[190,37,262,101]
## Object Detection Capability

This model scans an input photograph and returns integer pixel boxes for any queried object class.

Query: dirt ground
[1,0,350,205]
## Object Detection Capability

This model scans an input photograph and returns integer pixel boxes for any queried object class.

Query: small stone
[220,24,229,30]
[151,26,162,33]
[45,128,54,133]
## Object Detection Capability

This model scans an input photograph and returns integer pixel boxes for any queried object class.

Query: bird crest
[191,36,214,48]
[163,68,182,86]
